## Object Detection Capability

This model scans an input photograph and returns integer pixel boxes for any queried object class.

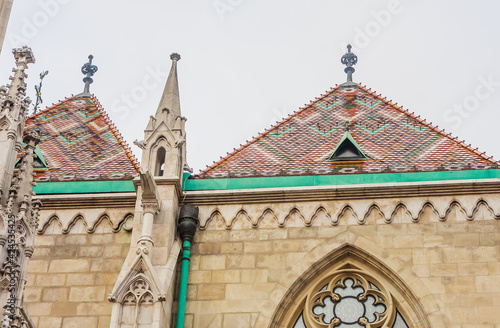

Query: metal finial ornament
[341,44,358,83]
[33,70,48,114]
[81,54,98,94]
[345,120,349,132]
[170,53,181,61]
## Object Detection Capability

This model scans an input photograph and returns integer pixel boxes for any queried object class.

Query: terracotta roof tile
[25,94,139,182]
[197,84,497,179]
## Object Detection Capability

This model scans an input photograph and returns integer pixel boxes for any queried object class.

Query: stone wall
[24,227,132,328]
[184,197,500,327]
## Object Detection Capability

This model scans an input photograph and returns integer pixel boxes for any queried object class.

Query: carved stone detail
[198,196,500,230]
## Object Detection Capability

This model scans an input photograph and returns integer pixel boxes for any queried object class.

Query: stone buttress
[109,53,188,328]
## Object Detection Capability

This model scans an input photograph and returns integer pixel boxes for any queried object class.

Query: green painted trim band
[176,240,191,328]
[34,180,135,194]
[185,169,500,191]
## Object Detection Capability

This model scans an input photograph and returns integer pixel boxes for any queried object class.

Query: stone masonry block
[200,255,226,270]
[35,273,66,286]
[62,317,98,328]
[41,288,69,302]
[197,284,226,300]
[69,286,106,302]
[49,259,90,273]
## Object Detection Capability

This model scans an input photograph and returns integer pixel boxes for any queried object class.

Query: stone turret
[0,46,35,207]
[110,53,188,328]
[0,47,39,328]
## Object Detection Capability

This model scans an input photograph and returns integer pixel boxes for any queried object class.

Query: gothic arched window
[155,147,166,176]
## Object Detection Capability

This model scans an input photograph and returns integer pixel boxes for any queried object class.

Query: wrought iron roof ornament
[33,70,48,114]
[341,44,358,84]
[81,54,98,94]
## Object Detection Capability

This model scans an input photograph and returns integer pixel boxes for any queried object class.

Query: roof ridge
[356,84,497,164]
[90,95,140,171]
[199,84,343,176]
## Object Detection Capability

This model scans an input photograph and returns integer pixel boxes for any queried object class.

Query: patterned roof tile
[25,94,139,182]
[197,84,497,179]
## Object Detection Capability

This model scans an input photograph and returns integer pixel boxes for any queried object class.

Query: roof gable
[25,95,139,182]
[198,84,496,179]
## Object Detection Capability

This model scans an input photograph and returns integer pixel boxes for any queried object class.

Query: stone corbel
[139,168,160,203]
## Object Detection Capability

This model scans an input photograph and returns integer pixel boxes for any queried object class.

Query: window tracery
[293,270,408,328]
[119,278,154,328]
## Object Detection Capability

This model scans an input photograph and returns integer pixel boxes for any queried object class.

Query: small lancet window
[155,147,166,176]
[329,121,368,161]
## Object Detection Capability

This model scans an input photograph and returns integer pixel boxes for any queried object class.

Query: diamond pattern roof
[25,95,139,182]
[198,84,497,179]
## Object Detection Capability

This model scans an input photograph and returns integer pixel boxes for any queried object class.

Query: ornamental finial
[170,53,181,61]
[81,54,98,94]
[341,44,358,84]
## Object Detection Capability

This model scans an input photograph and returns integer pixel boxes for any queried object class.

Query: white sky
[1,0,499,173]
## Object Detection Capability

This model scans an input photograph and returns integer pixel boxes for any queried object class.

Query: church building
[0,43,499,328]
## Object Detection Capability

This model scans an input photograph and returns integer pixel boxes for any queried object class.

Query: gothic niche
[119,278,155,328]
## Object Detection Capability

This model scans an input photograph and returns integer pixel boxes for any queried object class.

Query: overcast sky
[1,0,499,173]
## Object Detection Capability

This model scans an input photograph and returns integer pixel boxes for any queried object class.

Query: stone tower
[109,53,187,328]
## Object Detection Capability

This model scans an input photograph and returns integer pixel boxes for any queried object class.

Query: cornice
[35,192,136,210]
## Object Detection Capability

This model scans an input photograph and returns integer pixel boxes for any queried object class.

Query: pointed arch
[63,214,87,234]
[255,207,279,228]
[155,146,166,176]
[335,204,359,225]
[282,207,307,227]
[37,214,62,235]
[87,213,120,234]
[119,213,134,232]
[310,206,333,227]
[230,209,254,230]
[149,136,174,177]
[199,209,224,231]
[266,243,442,328]
[389,203,412,224]
[361,203,385,224]
[0,116,10,130]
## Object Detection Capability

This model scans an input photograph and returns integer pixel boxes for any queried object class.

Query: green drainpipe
[176,205,199,328]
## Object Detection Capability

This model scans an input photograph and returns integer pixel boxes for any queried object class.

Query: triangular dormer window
[15,144,48,170]
[329,125,368,161]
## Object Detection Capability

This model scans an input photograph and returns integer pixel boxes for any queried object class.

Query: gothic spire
[155,53,181,118]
